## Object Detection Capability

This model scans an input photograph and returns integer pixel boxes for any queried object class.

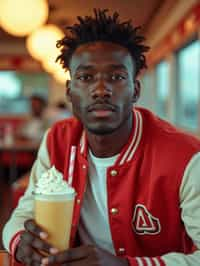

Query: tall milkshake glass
[34,166,76,251]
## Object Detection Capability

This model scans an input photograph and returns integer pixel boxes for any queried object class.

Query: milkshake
[34,166,76,251]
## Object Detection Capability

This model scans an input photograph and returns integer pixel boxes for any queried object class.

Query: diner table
[0,139,39,183]
[0,250,21,266]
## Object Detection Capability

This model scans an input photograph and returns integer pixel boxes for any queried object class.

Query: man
[3,9,200,266]
[18,94,47,141]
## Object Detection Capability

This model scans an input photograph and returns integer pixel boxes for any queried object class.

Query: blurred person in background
[17,94,48,142]
[3,8,200,266]
[0,95,48,184]
[45,100,72,125]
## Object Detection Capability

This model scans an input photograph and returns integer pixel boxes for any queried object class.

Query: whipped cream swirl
[35,166,75,195]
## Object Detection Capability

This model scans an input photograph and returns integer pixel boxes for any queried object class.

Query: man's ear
[132,79,141,103]
[66,80,72,102]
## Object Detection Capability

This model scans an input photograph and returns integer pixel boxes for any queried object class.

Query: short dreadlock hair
[56,9,150,76]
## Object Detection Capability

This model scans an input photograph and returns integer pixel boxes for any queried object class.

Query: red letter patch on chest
[132,204,161,235]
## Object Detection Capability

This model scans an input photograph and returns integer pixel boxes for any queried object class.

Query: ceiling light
[0,0,48,37]
[26,24,64,61]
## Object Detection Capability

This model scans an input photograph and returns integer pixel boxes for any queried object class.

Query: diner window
[155,61,170,120]
[0,71,49,114]
[138,73,149,107]
[176,40,200,130]
[138,72,156,112]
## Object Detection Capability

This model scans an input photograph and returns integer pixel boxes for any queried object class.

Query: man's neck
[86,114,133,158]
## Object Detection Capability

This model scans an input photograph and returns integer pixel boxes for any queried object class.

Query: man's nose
[90,79,112,99]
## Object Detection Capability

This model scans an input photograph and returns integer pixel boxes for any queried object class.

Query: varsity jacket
[3,107,200,266]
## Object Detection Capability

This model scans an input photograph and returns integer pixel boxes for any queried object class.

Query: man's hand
[41,245,129,266]
[16,219,58,266]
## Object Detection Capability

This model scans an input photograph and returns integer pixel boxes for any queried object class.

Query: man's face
[68,41,138,135]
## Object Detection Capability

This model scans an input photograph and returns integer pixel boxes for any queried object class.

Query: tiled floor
[0,180,12,249]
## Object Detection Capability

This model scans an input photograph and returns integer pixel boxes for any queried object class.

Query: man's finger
[17,243,44,265]
[31,237,58,254]
[21,231,58,255]
[21,231,35,244]
[22,254,42,266]
[16,241,33,262]
[42,245,92,265]
[24,219,48,239]
[32,249,44,262]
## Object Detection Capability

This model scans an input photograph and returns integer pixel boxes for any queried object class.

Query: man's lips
[87,103,116,112]
[91,110,113,118]
[87,103,116,118]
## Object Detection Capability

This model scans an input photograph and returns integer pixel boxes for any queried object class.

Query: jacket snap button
[110,169,118,176]
[110,208,118,214]
[77,199,81,204]
[118,248,125,254]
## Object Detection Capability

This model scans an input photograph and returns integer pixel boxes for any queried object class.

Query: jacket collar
[78,108,143,165]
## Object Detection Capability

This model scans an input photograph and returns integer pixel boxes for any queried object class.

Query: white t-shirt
[78,150,118,254]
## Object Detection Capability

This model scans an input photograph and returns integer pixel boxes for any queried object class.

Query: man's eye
[77,74,93,81]
[111,74,126,81]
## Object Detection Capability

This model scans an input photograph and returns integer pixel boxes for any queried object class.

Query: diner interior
[0,0,200,250]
